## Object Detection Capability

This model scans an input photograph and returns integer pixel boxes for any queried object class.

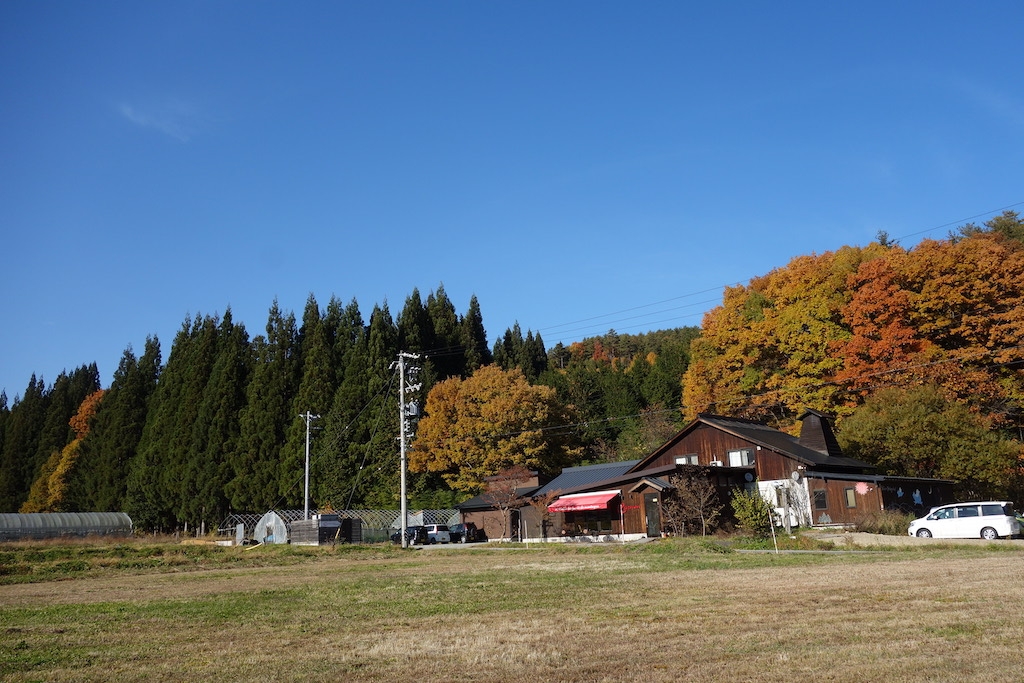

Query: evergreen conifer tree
[359,303,402,507]
[128,316,212,529]
[0,375,49,511]
[182,311,251,530]
[280,296,338,509]
[460,295,491,373]
[32,365,101,489]
[74,337,162,511]
[227,302,299,513]
[426,285,463,379]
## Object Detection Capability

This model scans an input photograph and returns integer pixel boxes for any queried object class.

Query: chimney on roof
[797,409,844,458]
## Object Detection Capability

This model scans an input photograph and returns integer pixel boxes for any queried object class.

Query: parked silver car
[423,524,451,544]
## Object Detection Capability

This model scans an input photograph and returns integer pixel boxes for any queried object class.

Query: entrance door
[644,493,661,537]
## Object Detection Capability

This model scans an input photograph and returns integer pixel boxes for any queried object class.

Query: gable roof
[532,459,642,498]
[632,413,874,473]
[456,485,542,511]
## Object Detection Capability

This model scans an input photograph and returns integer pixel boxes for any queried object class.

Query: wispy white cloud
[117,98,200,142]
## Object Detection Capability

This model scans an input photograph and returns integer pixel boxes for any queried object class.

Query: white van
[908,502,1019,540]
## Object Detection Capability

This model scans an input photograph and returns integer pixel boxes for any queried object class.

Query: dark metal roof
[532,459,642,497]
[803,471,954,484]
[692,414,874,472]
[456,486,542,510]
[797,409,844,457]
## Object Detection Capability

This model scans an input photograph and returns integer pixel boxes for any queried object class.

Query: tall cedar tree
[0,366,99,512]
[0,376,48,511]
[426,285,463,380]
[128,315,218,529]
[73,337,161,511]
[33,365,102,481]
[317,300,372,508]
[460,295,492,373]
[227,302,299,513]
[182,310,251,528]
[280,295,338,509]
[359,303,402,507]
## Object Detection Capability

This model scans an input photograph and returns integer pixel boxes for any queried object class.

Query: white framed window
[728,449,754,467]
[675,454,699,465]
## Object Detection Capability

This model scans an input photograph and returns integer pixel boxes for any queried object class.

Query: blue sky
[2,2,1024,397]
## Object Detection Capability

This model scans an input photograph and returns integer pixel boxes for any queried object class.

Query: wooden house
[459,411,953,541]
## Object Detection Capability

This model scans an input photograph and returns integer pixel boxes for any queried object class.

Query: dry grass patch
[2,541,1023,682]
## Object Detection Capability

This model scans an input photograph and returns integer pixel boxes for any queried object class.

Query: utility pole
[396,352,421,548]
[300,410,320,521]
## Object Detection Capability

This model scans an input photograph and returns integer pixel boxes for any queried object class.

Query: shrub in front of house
[730,488,775,538]
[853,509,916,536]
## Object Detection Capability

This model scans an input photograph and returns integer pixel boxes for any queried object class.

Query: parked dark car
[449,522,482,543]
[390,525,428,545]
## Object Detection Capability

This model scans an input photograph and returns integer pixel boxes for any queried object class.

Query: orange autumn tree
[685,227,1024,435]
[409,365,581,495]
[897,232,1024,421]
[684,245,882,424]
[21,389,106,513]
[835,249,930,395]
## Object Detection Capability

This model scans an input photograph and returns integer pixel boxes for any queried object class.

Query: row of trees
[0,284,693,528]
[0,287,495,525]
[3,214,1022,527]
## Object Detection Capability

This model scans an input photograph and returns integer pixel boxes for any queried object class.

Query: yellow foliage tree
[684,246,881,423]
[20,389,105,513]
[409,365,580,494]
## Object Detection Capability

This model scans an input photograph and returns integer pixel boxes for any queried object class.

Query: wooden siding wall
[461,509,513,541]
[650,425,799,481]
[807,478,882,526]
[647,425,749,467]
[622,490,645,533]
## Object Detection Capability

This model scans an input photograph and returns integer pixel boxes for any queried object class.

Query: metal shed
[0,512,133,541]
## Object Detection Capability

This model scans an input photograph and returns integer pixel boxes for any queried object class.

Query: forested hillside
[684,212,1024,498]
[2,214,1022,527]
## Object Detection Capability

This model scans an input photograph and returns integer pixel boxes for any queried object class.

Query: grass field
[2,537,1023,682]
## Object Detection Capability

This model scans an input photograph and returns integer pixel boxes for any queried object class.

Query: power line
[536,286,743,337]
[520,201,1024,345]
[462,343,1024,443]
[406,201,1024,364]
[889,200,1024,244]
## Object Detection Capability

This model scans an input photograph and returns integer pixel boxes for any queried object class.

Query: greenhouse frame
[0,512,133,541]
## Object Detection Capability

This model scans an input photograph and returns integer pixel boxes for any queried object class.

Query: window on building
[814,489,828,510]
[727,449,754,467]
[565,511,614,533]
[844,488,856,508]
[675,454,699,465]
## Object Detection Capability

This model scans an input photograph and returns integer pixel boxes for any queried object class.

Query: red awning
[547,490,620,513]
